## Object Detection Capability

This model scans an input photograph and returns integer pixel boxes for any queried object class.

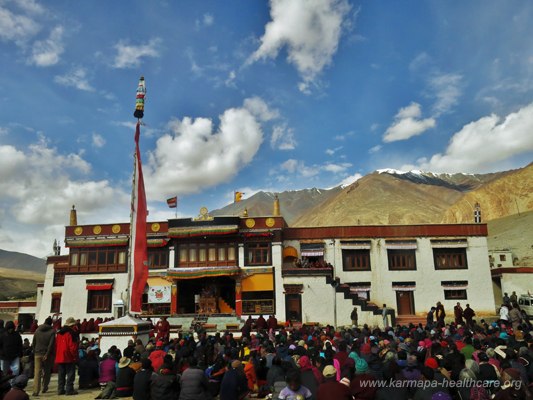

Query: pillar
[235,278,242,316]
[170,282,178,315]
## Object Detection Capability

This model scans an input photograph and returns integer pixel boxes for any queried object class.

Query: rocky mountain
[212,187,342,224]
[0,249,46,275]
[487,210,533,266]
[441,163,533,223]
[212,163,532,229]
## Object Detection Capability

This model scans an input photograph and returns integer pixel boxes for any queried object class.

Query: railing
[281,266,333,277]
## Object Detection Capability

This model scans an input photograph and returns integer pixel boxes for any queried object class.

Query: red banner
[129,122,148,314]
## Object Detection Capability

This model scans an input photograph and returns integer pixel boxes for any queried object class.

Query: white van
[518,294,533,320]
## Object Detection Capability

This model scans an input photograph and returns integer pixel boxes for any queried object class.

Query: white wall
[501,273,533,299]
[281,235,496,325]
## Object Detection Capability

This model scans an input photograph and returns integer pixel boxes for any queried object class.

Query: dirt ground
[26,374,123,399]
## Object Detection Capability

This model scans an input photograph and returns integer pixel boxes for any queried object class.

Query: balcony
[282,263,333,278]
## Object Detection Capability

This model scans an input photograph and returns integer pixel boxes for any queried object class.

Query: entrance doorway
[285,293,302,323]
[396,291,415,315]
[177,277,235,314]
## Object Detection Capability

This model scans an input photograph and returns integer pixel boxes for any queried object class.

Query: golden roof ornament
[69,205,78,226]
[243,208,248,217]
[273,194,280,216]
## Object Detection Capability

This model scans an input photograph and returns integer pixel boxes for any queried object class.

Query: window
[388,249,417,270]
[245,242,271,265]
[444,289,467,300]
[148,249,168,269]
[177,243,238,266]
[87,290,112,313]
[433,248,468,270]
[50,295,61,313]
[70,248,127,268]
[499,254,506,261]
[342,249,371,271]
[53,268,66,286]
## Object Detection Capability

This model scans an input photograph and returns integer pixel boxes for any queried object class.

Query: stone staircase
[325,275,396,326]
[218,298,234,314]
[395,314,426,327]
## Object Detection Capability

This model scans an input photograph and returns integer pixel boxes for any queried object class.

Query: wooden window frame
[147,248,168,269]
[388,249,417,271]
[342,249,371,271]
[53,268,66,286]
[50,295,61,313]
[87,289,112,313]
[69,247,127,273]
[444,289,467,300]
[433,248,468,270]
[245,242,272,266]
[177,243,238,267]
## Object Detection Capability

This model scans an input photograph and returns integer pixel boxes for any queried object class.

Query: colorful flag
[167,196,178,208]
[234,191,244,203]
[129,122,149,314]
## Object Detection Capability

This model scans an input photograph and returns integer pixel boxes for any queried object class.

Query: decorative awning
[284,284,303,294]
[301,250,324,257]
[86,283,113,291]
[66,238,128,247]
[242,273,273,292]
[147,238,168,248]
[51,292,62,298]
[385,240,417,250]
[86,279,114,291]
[283,246,298,259]
[431,239,468,248]
[392,281,416,291]
[441,280,468,290]
[167,266,240,279]
[168,225,239,238]
[340,241,371,249]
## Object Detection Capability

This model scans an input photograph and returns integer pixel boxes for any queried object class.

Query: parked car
[518,294,533,320]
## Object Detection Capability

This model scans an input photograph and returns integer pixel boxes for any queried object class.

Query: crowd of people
[0,301,532,400]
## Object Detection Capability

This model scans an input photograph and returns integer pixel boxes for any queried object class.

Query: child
[278,369,312,400]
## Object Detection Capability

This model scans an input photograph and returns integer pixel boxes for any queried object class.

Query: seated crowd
[1,314,533,399]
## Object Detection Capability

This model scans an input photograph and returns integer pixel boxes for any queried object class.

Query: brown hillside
[487,210,533,266]
[292,172,464,226]
[441,163,533,223]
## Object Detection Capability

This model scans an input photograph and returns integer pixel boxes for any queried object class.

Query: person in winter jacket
[0,321,23,378]
[133,358,153,400]
[179,356,212,400]
[31,316,55,396]
[150,357,180,400]
[54,317,79,395]
[219,360,248,400]
[3,374,30,400]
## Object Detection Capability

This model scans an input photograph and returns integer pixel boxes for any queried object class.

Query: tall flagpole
[128,76,148,315]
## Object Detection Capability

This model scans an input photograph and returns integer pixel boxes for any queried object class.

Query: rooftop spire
[70,205,77,226]
[273,194,280,216]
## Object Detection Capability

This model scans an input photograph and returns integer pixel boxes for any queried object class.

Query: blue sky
[1,0,532,257]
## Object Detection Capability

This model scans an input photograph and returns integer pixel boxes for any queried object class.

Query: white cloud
[30,25,64,66]
[113,38,161,69]
[280,159,350,178]
[0,126,8,135]
[409,52,431,72]
[0,5,40,44]
[404,102,533,173]
[144,98,270,198]
[14,0,44,14]
[243,97,279,121]
[323,162,351,173]
[92,133,106,148]
[383,102,436,142]
[368,144,382,154]
[271,124,296,150]
[0,139,129,256]
[196,13,214,29]
[54,67,94,91]
[203,13,214,26]
[429,73,462,116]
[248,0,351,93]
[337,172,362,187]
